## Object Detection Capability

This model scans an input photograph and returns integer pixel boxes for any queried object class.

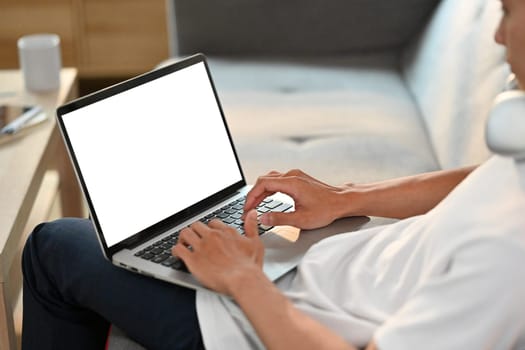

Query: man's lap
[22,217,203,349]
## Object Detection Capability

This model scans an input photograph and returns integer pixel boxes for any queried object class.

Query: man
[22,0,525,348]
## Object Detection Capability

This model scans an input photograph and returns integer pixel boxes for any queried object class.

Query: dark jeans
[22,218,204,350]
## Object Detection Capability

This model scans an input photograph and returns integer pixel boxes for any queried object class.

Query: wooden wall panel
[81,0,169,76]
[0,0,169,77]
[0,0,77,70]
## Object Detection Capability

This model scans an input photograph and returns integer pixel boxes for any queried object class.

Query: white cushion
[402,0,509,168]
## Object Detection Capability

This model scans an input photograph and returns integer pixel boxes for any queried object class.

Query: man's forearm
[338,165,477,220]
[229,269,357,350]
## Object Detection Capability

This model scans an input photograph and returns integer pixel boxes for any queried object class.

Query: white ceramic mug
[18,34,62,92]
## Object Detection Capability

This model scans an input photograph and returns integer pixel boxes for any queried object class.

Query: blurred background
[0,0,170,95]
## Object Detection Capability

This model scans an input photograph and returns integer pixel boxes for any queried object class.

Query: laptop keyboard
[133,196,292,271]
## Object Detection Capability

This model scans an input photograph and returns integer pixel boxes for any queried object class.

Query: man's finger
[190,220,212,238]
[244,175,283,211]
[244,184,273,213]
[207,218,229,230]
[244,210,259,238]
[178,227,202,249]
[260,211,299,227]
[245,177,298,213]
[172,243,190,260]
[266,170,282,177]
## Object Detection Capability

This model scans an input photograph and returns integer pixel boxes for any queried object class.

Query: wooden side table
[0,68,83,350]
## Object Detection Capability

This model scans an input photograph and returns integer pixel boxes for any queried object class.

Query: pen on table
[0,105,44,134]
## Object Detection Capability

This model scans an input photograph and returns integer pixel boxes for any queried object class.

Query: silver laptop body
[56,54,368,291]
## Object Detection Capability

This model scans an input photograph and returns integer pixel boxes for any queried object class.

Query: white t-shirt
[196,156,525,349]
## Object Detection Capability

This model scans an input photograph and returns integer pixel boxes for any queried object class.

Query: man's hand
[172,210,265,295]
[244,169,356,230]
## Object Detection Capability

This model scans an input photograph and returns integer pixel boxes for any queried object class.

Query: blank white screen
[62,62,243,246]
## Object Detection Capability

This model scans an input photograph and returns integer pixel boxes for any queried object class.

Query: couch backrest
[402,0,510,169]
[169,0,440,56]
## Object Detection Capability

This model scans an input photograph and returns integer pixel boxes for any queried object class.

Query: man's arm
[342,165,477,219]
[229,265,375,350]
[244,166,477,229]
[173,211,377,350]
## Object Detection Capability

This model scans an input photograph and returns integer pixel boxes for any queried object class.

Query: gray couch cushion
[106,327,146,350]
[207,55,439,185]
[173,0,441,55]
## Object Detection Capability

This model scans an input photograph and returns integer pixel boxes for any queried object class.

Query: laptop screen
[60,60,243,248]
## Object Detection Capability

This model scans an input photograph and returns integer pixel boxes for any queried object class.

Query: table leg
[0,283,16,350]
[54,130,84,218]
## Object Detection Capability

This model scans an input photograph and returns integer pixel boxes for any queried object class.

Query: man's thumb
[260,211,296,227]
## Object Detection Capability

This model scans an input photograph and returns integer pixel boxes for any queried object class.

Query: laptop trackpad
[261,216,370,280]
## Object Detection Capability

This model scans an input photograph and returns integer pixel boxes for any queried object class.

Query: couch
[108,0,509,347]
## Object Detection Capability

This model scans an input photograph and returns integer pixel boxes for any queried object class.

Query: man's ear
[486,90,525,160]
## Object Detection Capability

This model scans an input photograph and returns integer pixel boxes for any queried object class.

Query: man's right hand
[245,165,478,228]
[244,169,359,230]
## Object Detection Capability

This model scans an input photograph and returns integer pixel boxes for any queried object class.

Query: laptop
[56,54,368,291]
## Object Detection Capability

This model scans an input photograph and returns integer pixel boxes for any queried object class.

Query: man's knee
[23,218,94,273]
[26,217,88,245]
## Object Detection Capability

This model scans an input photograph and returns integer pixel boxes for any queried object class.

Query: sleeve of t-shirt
[374,237,525,350]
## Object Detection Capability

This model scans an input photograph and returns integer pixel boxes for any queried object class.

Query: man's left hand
[172,210,264,295]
